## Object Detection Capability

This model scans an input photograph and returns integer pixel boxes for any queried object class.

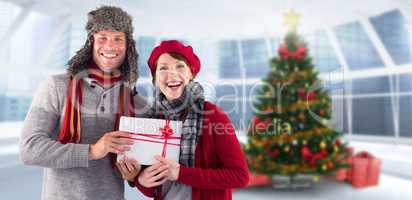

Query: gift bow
[278,46,307,60]
[127,119,181,158]
[159,119,175,157]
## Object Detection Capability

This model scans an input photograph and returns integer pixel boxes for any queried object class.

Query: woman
[116,40,249,200]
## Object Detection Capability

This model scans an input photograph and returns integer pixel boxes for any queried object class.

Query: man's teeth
[167,82,182,87]
[102,53,117,58]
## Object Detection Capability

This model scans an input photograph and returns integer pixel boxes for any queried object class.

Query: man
[20,6,147,200]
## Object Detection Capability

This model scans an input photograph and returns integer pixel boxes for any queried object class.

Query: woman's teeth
[167,82,182,88]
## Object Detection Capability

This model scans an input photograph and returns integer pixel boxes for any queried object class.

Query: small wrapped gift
[333,147,354,181]
[117,116,182,165]
[247,173,272,187]
[349,151,382,188]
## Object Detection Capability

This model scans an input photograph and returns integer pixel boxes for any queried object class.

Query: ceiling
[2,0,412,39]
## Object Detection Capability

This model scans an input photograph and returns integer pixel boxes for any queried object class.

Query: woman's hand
[116,156,141,182]
[154,155,180,181]
[138,162,169,188]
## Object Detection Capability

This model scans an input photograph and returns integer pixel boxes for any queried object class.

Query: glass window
[218,40,241,78]
[269,37,282,56]
[137,36,157,77]
[214,83,261,100]
[352,97,394,136]
[399,95,412,138]
[214,99,253,132]
[399,73,412,92]
[352,76,391,94]
[305,30,341,72]
[240,38,270,78]
[331,97,348,134]
[135,83,154,99]
[334,22,385,70]
[370,9,411,65]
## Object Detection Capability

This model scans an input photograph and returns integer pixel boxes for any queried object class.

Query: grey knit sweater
[19,74,150,200]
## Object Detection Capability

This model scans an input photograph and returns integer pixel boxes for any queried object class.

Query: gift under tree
[244,10,349,183]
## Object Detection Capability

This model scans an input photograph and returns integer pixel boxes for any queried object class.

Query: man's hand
[88,131,134,160]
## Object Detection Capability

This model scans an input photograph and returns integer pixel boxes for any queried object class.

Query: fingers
[145,162,164,172]
[146,162,169,177]
[123,157,135,172]
[108,144,129,154]
[130,159,140,168]
[109,131,134,138]
[139,167,168,188]
[141,177,166,188]
[149,168,168,183]
[116,161,130,174]
[148,177,167,187]
[155,155,166,163]
[112,137,135,145]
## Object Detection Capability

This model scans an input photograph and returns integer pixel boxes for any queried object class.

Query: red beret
[147,40,201,77]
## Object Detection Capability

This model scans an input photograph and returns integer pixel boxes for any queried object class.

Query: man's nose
[104,39,116,47]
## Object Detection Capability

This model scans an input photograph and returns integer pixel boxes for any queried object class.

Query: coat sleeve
[19,76,90,169]
[177,104,250,189]
[134,179,155,198]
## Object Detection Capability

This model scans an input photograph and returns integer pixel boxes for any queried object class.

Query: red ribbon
[278,46,307,60]
[125,119,181,158]
[301,147,328,166]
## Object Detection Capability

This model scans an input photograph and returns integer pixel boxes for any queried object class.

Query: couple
[19,6,249,200]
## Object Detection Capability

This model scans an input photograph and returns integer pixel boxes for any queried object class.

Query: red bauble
[335,139,342,146]
[263,139,270,148]
[319,149,328,157]
[297,88,306,98]
[327,161,334,169]
[252,116,270,132]
[270,149,280,157]
[301,147,312,160]
[307,91,317,100]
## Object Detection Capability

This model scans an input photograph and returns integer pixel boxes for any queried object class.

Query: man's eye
[176,64,185,68]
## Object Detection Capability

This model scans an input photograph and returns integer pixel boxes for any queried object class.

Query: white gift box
[117,116,182,165]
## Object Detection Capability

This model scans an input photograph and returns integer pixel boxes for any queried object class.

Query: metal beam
[319,63,412,80]
[325,27,353,136]
[359,18,395,66]
[359,17,399,139]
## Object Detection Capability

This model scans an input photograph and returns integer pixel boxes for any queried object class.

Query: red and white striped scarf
[58,61,135,144]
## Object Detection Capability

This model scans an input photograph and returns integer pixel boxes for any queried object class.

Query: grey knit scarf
[152,81,205,167]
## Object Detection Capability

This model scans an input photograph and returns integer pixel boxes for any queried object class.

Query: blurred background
[0,0,412,199]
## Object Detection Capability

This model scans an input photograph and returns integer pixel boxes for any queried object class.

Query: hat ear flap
[125,38,138,84]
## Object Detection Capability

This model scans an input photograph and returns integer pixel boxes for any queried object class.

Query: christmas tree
[244,10,349,179]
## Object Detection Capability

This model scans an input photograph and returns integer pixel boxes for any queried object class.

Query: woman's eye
[159,66,168,71]
[176,64,185,69]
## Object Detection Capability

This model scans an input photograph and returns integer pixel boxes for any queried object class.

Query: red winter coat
[135,101,250,200]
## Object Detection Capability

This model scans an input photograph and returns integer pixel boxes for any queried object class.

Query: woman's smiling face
[155,53,193,101]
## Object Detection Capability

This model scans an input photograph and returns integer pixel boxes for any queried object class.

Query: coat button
[103,94,106,99]
[100,106,105,112]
